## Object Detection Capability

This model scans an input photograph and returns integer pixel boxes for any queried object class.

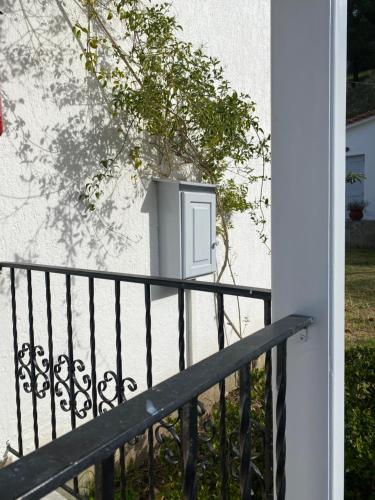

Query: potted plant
[347,200,368,221]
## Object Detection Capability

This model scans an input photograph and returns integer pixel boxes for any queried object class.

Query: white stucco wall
[346,117,375,219]
[0,0,270,455]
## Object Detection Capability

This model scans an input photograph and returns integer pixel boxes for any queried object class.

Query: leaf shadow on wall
[0,0,157,268]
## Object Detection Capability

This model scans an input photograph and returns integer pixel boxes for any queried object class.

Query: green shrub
[148,369,267,498]
[345,342,375,499]
[89,369,267,499]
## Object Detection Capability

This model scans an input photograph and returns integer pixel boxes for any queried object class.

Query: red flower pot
[349,208,364,221]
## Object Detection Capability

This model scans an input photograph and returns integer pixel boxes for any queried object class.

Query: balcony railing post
[264,298,271,327]
[178,288,186,372]
[263,298,273,498]
[239,364,251,499]
[181,397,198,500]
[114,280,127,500]
[65,275,76,431]
[276,340,287,500]
[95,455,115,500]
[217,292,228,500]
[10,268,23,457]
[27,270,39,450]
[65,274,79,495]
[45,272,57,442]
[145,284,155,499]
[89,277,98,419]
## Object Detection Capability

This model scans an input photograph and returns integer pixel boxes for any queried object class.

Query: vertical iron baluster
[178,288,186,488]
[115,281,126,500]
[264,298,271,327]
[181,397,198,500]
[276,340,287,500]
[145,284,152,390]
[10,268,23,456]
[45,272,56,441]
[145,284,155,499]
[66,274,78,494]
[264,299,273,498]
[239,364,251,499]
[178,288,185,372]
[95,454,115,500]
[27,270,39,449]
[115,281,123,401]
[89,277,98,419]
[66,275,75,431]
[217,292,227,500]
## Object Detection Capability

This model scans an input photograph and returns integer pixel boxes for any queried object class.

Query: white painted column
[271,1,346,499]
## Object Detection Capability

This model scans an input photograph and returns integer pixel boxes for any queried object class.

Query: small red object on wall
[0,94,3,136]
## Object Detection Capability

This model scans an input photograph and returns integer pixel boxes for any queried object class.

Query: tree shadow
[0,0,150,267]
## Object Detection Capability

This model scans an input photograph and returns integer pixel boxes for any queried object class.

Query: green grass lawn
[346,248,375,346]
[345,249,375,499]
[347,68,375,82]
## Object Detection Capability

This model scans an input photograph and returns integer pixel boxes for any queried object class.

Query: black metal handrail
[0,262,271,299]
[0,314,313,500]
[0,261,272,498]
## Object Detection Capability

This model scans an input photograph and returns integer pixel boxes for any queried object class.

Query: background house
[346,111,375,218]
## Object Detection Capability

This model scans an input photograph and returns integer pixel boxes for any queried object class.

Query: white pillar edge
[271,0,346,498]
[329,1,347,497]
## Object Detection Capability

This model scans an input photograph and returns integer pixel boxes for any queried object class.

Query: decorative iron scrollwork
[97,370,137,414]
[17,343,50,398]
[155,413,182,464]
[17,340,138,427]
[54,354,92,419]
[196,400,217,473]
[228,429,241,479]
[155,400,217,468]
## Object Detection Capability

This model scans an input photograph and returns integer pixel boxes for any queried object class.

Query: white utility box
[154,180,217,279]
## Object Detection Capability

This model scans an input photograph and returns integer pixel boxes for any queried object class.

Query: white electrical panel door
[182,191,216,278]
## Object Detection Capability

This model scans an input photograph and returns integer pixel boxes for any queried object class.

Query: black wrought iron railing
[0,262,276,499]
[0,314,312,500]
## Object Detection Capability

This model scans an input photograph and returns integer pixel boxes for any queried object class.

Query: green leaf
[89,39,98,49]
